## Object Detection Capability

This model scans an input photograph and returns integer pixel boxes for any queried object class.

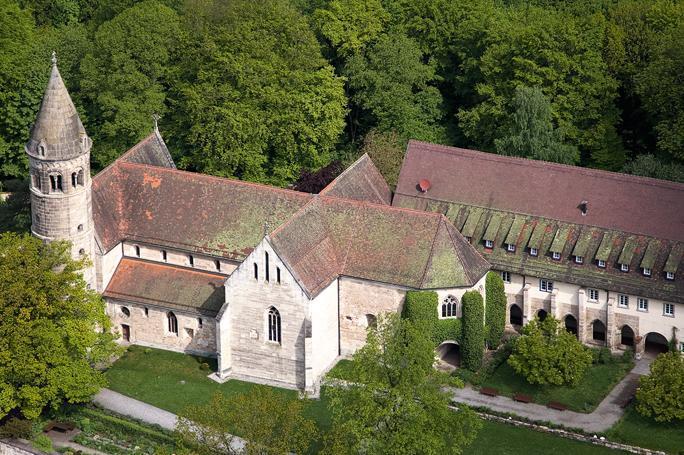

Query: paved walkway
[448,357,652,433]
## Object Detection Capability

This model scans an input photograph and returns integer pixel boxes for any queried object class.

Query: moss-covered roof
[393,194,684,304]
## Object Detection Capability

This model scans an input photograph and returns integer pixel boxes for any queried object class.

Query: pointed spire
[152,113,160,133]
[26,52,89,160]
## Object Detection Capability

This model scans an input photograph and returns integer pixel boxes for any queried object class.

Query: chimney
[418,179,431,193]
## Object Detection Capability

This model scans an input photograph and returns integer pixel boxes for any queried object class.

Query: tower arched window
[32,173,41,191]
[71,171,77,188]
[441,295,458,318]
[49,174,63,192]
[38,145,45,156]
[268,307,281,343]
[77,168,84,186]
[167,312,178,335]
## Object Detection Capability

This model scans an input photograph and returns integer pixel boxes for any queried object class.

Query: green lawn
[479,361,632,412]
[105,346,626,454]
[606,405,684,455]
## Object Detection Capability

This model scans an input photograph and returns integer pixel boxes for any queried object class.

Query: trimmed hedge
[462,290,485,370]
[403,290,461,345]
[485,272,507,348]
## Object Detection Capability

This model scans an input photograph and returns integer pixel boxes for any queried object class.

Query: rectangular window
[643,268,652,277]
[680,342,684,353]
[276,267,281,284]
[540,279,554,293]
[618,294,629,308]
[574,256,583,264]
[501,271,511,283]
[506,243,516,252]
[663,303,674,317]
[189,255,194,267]
[198,318,203,328]
[552,251,561,260]
[587,289,599,301]
[265,252,270,282]
[530,247,538,257]
[215,260,221,271]
[135,245,141,257]
[597,259,606,268]
[162,250,167,262]
[620,263,629,272]
[666,271,675,280]
[254,263,258,280]
[144,307,149,317]
[484,239,494,248]
[638,298,648,312]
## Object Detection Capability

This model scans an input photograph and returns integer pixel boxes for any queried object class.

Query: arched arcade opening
[509,304,523,326]
[644,332,668,355]
[564,315,578,336]
[436,341,461,369]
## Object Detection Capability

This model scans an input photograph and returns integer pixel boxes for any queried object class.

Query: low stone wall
[0,440,44,455]
[472,411,666,455]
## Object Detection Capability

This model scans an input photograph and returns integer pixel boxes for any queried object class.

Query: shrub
[461,291,485,370]
[0,417,33,439]
[636,352,684,422]
[199,362,210,371]
[508,316,593,386]
[32,434,53,453]
[621,348,634,362]
[485,272,506,348]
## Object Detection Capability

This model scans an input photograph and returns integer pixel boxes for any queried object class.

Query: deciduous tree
[0,233,118,420]
[508,316,592,386]
[635,352,684,422]
[360,129,405,189]
[325,313,481,454]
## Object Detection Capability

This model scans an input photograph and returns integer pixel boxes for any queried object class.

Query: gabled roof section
[26,59,90,160]
[395,141,684,242]
[104,258,225,316]
[92,162,312,257]
[319,154,392,205]
[270,197,489,297]
[117,131,175,168]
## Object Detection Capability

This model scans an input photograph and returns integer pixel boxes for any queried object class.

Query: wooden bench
[479,387,499,397]
[43,421,75,433]
[513,393,533,403]
[547,401,567,411]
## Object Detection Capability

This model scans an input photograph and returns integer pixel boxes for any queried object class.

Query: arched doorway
[537,309,548,321]
[592,320,606,342]
[620,325,635,347]
[644,332,668,354]
[564,315,578,336]
[365,314,377,329]
[510,304,523,326]
[436,341,460,370]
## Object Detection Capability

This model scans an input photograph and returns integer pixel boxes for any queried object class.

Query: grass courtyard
[104,346,628,454]
[606,405,684,455]
[478,360,633,413]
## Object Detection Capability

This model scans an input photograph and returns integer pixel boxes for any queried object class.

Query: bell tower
[26,52,95,285]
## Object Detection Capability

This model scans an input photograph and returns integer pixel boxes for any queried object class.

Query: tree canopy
[635,352,684,422]
[0,233,118,420]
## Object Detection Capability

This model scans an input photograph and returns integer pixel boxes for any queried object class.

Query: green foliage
[508,316,592,386]
[485,271,506,348]
[173,0,346,186]
[324,313,481,455]
[360,129,405,189]
[80,0,182,167]
[494,86,580,165]
[636,352,684,422]
[402,290,461,345]
[0,233,119,420]
[344,30,446,143]
[0,179,31,233]
[0,417,33,439]
[176,389,317,455]
[622,154,684,183]
[32,434,53,453]
[461,290,485,370]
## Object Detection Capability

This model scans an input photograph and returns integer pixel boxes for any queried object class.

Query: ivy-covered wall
[402,290,461,345]
[461,290,485,370]
[485,272,506,348]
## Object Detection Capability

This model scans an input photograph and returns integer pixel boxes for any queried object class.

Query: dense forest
[0,0,683,190]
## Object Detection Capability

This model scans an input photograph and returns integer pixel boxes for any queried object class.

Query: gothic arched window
[167,312,178,335]
[268,307,281,343]
[441,295,458,318]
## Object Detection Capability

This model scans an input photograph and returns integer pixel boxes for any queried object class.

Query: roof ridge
[418,216,444,288]
[407,140,684,191]
[269,197,320,238]
[441,215,486,285]
[339,204,363,274]
[319,153,370,196]
[119,257,226,279]
[319,195,443,219]
[115,161,315,199]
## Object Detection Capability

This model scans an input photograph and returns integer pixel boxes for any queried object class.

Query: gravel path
[93,389,178,430]
[448,357,652,433]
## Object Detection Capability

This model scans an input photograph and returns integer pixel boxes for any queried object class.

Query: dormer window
[597,259,606,268]
[38,145,45,156]
[666,271,675,280]
[530,247,538,257]
[506,243,515,252]
[574,256,583,264]
[465,236,472,243]
[643,268,652,277]
[620,264,629,272]
[484,240,493,249]
[552,252,561,260]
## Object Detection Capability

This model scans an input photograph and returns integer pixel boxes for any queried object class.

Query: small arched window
[71,172,77,188]
[441,295,458,318]
[121,307,130,317]
[49,174,63,192]
[268,307,281,343]
[254,263,258,280]
[265,252,270,282]
[162,250,167,262]
[366,314,377,329]
[77,168,84,186]
[189,255,194,266]
[77,224,83,232]
[167,312,178,335]
[38,145,45,156]
[32,173,41,191]
[78,248,85,256]
[134,245,141,257]
[215,260,221,271]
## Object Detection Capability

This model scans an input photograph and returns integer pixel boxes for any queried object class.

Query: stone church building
[27,58,683,392]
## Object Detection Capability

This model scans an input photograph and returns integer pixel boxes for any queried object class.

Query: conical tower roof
[26,53,90,161]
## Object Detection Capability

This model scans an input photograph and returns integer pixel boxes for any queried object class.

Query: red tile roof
[103,258,226,316]
[270,196,489,297]
[395,141,684,242]
[319,154,392,205]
